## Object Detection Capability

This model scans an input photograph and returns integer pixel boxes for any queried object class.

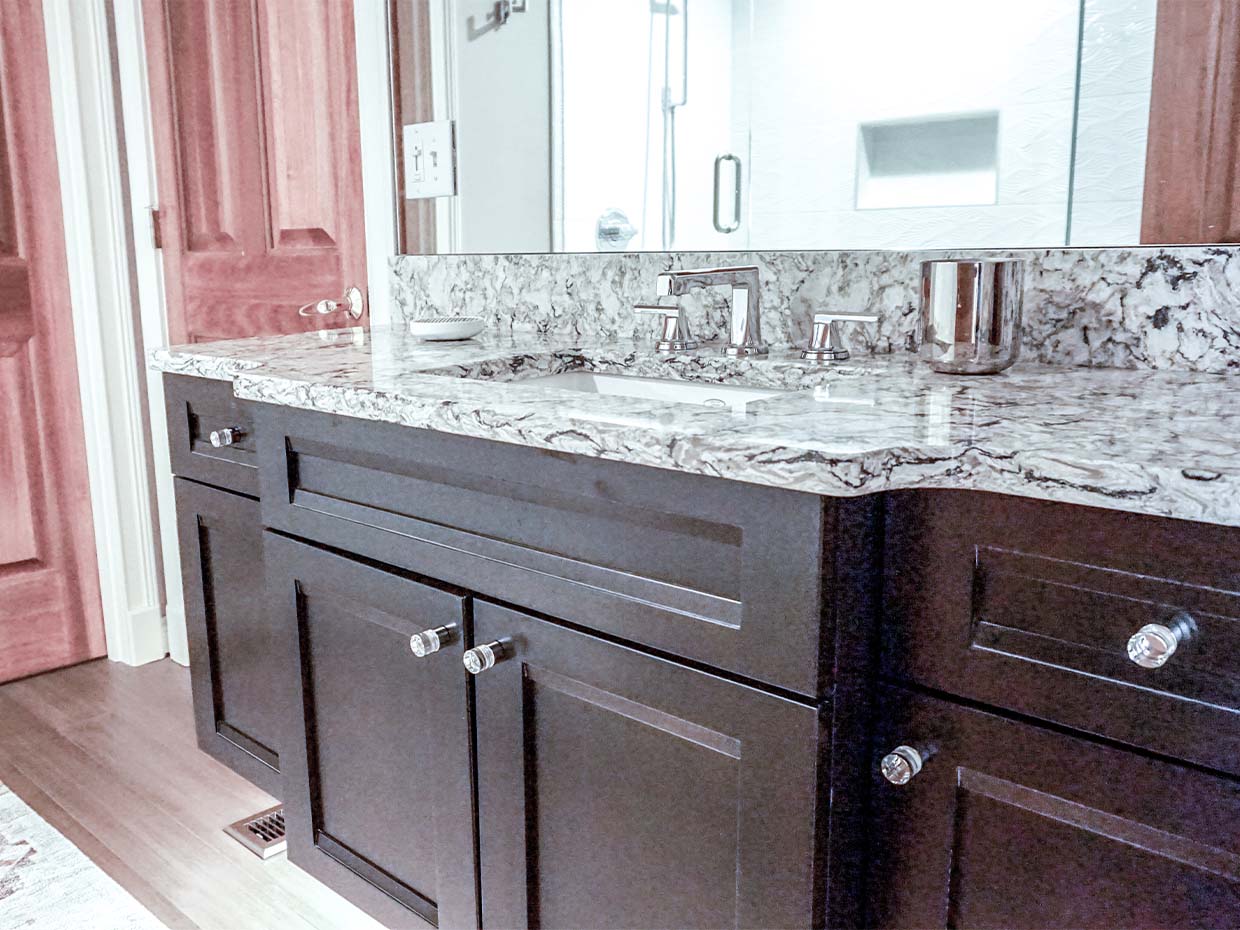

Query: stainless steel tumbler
[919,259,1024,374]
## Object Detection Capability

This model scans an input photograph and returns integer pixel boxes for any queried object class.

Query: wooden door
[471,600,825,930]
[142,0,369,343]
[0,0,106,682]
[1141,0,1240,243]
[867,686,1240,929]
[267,532,478,930]
[174,478,281,796]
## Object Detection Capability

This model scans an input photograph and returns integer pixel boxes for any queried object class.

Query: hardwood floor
[0,658,388,930]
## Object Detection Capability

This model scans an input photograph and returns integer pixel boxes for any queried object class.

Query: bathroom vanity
[155,328,1240,930]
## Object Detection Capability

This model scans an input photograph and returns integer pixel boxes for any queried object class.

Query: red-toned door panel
[0,0,106,682]
[142,0,368,343]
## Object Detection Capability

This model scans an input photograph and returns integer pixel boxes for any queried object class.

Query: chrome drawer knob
[208,426,245,448]
[410,626,454,658]
[1127,623,1180,669]
[880,745,924,786]
[463,642,505,675]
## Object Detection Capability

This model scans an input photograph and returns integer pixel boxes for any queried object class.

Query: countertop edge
[149,344,1240,529]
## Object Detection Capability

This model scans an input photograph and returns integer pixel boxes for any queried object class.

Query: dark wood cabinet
[254,403,835,697]
[164,374,259,496]
[884,490,1240,775]
[175,477,282,796]
[867,686,1240,929]
[267,533,478,930]
[162,378,1239,930]
[469,600,827,930]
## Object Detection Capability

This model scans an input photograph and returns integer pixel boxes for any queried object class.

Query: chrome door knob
[297,285,364,321]
[880,745,924,785]
[208,427,245,448]
[463,641,505,675]
[410,625,455,658]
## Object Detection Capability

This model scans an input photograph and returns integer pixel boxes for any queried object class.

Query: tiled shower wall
[391,247,1240,373]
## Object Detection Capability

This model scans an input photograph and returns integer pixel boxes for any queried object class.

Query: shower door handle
[713,153,742,234]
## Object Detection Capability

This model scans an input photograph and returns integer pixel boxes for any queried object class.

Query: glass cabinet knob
[1127,614,1195,669]
[463,641,505,675]
[410,625,455,658]
[1127,623,1179,668]
[880,745,924,786]
[209,426,245,448]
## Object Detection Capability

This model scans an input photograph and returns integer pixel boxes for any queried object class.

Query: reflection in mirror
[390,1,1235,254]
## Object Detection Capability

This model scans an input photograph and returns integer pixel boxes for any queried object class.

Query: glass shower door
[555,0,751,252]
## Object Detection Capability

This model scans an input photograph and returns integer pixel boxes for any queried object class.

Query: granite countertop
[149,325,1240,527]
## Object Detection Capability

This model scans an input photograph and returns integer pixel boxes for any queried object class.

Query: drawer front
[884,491,1240,774]
[164,373,258,495]
[267,532,478,930]
[255,403,835,697]
[868,686,1240,929]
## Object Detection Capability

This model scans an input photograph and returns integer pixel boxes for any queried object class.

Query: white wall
[1069,0,1158,245]
[746,0,1084,249]
[453,0,552,252]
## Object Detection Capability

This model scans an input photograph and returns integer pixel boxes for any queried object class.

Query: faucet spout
[652,266,766,356]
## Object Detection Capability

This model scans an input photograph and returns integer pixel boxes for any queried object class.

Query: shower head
[651,2,680,13]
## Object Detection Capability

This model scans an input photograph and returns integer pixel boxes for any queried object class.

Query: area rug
[0,782,165,929]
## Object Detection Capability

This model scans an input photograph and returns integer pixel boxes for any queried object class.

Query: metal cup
[919,260,1024,374]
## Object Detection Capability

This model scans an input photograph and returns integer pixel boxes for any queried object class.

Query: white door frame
[74,0,402,666]
[354,0,400,326]
[41,0,168,667]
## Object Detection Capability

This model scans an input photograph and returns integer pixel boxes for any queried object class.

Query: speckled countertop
[149,325,1240,527]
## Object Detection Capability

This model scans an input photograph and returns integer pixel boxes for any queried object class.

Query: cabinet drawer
[255,403,845,697]
[267,533,477,930]
[884,491,1240,774]
[867,686,1240,929]
[164,374,258,495]
[174,478,282,796]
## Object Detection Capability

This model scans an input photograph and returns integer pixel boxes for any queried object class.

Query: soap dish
[408,316,486,341]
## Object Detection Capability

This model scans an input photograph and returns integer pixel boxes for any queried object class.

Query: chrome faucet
[654,265,766,356]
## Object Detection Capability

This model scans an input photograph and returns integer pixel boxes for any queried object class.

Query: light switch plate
[403,120,457,199]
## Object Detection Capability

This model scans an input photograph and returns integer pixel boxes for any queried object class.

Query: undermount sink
[527,371,788,412]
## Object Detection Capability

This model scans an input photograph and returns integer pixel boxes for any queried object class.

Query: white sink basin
[527,371,788,412]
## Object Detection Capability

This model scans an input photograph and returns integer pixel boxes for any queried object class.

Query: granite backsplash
[390,248,1240,372]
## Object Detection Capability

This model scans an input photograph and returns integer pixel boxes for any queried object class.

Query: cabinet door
[867,686,1240,929]
[175,478,282,795]
[471,601,824,930]
[267,533,477,930]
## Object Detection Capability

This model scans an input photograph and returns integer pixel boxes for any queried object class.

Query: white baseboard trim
[107,605,169,667]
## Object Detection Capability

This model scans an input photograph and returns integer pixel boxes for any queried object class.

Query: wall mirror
[389,1,1234,254]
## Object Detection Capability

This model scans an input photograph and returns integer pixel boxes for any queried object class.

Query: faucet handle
[803,312,879,363]
[636,303,697,354]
